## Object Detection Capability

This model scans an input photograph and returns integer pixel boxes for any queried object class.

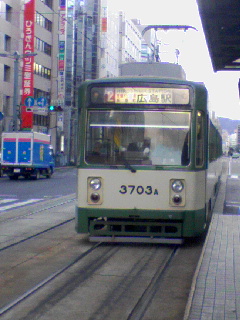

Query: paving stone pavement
[184,161,240,320]
[187,214,240,320]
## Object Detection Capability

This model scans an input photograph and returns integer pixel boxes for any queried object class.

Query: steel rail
[127,246,179,320]
[0,242,102,317]
[0,217,74,252]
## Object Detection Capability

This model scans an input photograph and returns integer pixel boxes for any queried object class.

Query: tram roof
[197,0,240,71]
[82,76,207,89]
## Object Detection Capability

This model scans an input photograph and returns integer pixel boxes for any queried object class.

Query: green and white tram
[75,77,222,243]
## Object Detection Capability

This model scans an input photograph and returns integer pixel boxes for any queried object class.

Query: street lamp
[0,51,37,131]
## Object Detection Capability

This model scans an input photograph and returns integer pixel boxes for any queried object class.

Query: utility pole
[141,25,197,63]
[12,52,20,131]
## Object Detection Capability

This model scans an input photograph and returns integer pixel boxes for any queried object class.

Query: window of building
[4,35,11,52]
[6,5,12,22]
[3,95,11,116]
[44,43,52,56]
[45,18,52,32]
[34,62,39,74]
[41,0,53,9]
[36,12,44,27]
[35,12,52,32]
[35,38,42,51]
[39,65,43,76]
[35,37,52,56]
[33,114,49,127]
[33,63,51,79]
[4,65,10,82]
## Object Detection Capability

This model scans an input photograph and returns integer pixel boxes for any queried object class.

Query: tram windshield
[85,110,191,166]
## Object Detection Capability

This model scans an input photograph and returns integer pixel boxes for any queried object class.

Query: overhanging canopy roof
[197,0,240,71]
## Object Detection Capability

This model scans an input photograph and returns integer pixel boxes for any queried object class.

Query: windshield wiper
[123,159,136,173]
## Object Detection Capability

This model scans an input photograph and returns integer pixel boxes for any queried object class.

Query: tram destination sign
[91,87,189,105]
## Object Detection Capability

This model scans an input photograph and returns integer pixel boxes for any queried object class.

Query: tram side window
[196,112,204,167]
[209,122,216,162]
[209,121,222,162]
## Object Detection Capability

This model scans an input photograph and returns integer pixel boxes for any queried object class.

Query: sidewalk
[184,160,240,320]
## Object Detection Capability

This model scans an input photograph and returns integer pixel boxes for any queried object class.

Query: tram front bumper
[75,207,206,239]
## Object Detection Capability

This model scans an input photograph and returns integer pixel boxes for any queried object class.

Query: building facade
[34,0,59,146]
[0,0,167,164]
[0,0,59,151]
[118,11,142,64]
[0,0,22,134]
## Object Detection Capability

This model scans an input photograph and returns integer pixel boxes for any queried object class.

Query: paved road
[0,167,77,209]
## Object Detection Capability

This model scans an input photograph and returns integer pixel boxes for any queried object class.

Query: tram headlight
[172,194,182,205]
[171,180,184,193]
[90,192,100,203]
[89,178,101,190]
[88,177,103,205]
[170,179,185,207]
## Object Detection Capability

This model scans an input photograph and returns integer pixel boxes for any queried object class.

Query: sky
[109,0,240,120]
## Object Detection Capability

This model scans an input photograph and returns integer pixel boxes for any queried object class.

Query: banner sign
[58,0,66,100]
[101,1,107,32]
[60,0,66,9]
[21,0,35,129]
[101,17,107,32]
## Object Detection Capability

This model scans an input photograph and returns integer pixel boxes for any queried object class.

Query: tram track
[88,245,180,320]
[0,241,199,320]
[0,194,75,224]
[0,189,204,320]
[0,242,103,317]
[0,194,76,251]
[0,242,121,320]
[0,217,74,252]
[0,195,75,252]
[127,246,178,320]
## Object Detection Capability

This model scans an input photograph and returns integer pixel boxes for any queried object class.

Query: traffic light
[48,105,63,112]
[56,105,63,111]
[48,105,55,111]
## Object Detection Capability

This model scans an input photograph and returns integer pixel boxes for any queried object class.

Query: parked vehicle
[232,153,239,159]
[1,131,54,180]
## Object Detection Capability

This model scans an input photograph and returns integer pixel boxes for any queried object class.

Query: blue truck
[1,132,54,180]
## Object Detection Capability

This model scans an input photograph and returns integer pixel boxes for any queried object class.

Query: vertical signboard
[101,0,107,33]
[58,0,66,101]
[21,0,35,129]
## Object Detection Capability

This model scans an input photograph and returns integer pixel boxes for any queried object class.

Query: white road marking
[0,199,43,211]
[230,175,239,179]
[0,199,18,204]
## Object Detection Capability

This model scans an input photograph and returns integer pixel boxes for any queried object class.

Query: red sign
[59,13,66,35]
[58,59,65,71]
[21,0,35,129]
[101,17,107,32]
